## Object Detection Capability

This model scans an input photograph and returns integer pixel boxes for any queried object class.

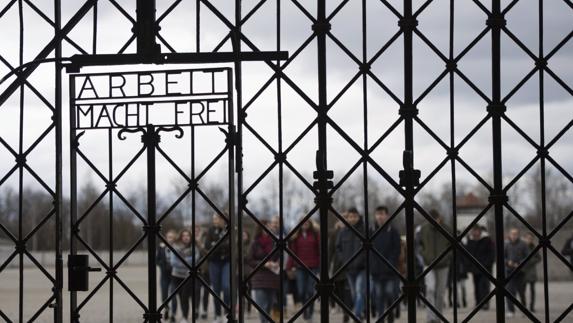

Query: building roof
[456,192,487,209]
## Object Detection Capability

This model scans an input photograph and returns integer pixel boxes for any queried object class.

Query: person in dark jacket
[370,206,400,322]
[157,229,178,320]
[204,213,231,322]
[169,228,200,323]
[505,228,529,317]
[522,232,540,312]
[248,219,280,323]
[287,218,320,321]
[465,225,495,309]
[329,215,351,323]
[447,241,468,309]
[335,207,366,320]
[419,209,452,323]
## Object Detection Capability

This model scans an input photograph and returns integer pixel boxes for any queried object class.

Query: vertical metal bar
[227,68,238,323]
[190,124,196,323]
[136,0,159,58]
[196,0,200,52]
[54,0,63,321]
[538,0,549,321]
[232,1,245,322]
[108,128,114,323]
[276,0,285,321]
[18,1,24,322]
[316,0,331,321]
[449,0,458,322]
[69,76,79,323]
[402,0,418,321]
[361,0,371,321]
[490,0,506,321]
[145,124,159,323]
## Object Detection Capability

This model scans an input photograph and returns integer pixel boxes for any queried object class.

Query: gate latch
[68,254,101,292]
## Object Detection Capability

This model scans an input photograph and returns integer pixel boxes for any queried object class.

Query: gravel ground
[1,266,572,322]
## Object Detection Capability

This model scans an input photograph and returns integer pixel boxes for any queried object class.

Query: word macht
[71,68,232,130]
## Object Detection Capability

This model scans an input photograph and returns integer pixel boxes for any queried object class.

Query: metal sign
[70,68,232,130]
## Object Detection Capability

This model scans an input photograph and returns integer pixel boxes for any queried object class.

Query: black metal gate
[0,0,572,322]
[67,67,239,322]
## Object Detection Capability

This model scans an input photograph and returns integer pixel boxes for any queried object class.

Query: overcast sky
[0,0,571,208]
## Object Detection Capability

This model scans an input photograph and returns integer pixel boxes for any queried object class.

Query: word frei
[71,68,232,130]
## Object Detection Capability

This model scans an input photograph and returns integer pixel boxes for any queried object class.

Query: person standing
[329,215,351,323]
[419,209,452,323]
[170,229,200,323]
[158,229,178,320]
[465,225,495,309]
[247,219,280,323]
[505,228,529,318]
[287,218,320,322]
[522,232,540,313]
[335,207,366,320]
[370,206,401,322]
[204,213,231,323]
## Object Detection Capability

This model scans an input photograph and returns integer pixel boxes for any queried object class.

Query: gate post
[143,124,161,323]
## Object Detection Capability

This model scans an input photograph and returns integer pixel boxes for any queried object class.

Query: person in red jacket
[247,220,280,323]
[287,219,320,322]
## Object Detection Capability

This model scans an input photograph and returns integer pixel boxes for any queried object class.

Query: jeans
[209,260,230,316]
[170,276,191,318]
[169,276,200,319]
[346,270,366,319]
[472,273,490,308]
[295,268,318,319]
[507,272,526,313]
[425,267,448,322]
[371,276,397,319]
[160,271,177,316]
[254,288,276,323]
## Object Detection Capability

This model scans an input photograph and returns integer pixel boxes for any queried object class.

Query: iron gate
[0,0,572,322]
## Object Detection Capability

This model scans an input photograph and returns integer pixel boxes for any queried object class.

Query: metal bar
[136,0,160,58]
[401,0,419,321]
[490,0,506,321]
[227,67,238,323]
[145,124,159,323]
[54,0,63,321]
[232,1,246,319]
[65,51,289,72]
[316,0,332,321]
[69,76,79,323]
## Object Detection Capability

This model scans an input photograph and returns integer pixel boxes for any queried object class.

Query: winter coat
[522,242,540,282]
[328,226,346,282]
[204,225,230,262]
[247,233,280,290]
[419,222,452,269]
[465,236,495,274]
[369,225,401,279]
[504,239,529,274]
[170,243,199,279]
[286,229,320,270]
[335,219,366,274]
[157,243,173,277]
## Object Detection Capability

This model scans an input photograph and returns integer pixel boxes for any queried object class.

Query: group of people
[157,207,545,323]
